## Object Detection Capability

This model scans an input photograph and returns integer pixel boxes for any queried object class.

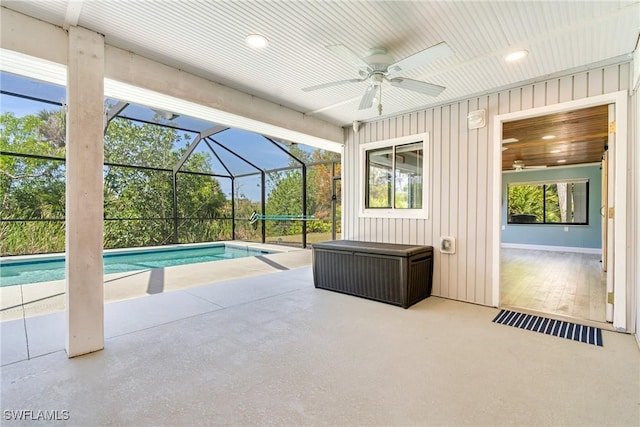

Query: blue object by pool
[0,244,273,287]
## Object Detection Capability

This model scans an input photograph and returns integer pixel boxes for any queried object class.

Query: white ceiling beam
[103,46,342,151]
[0,7,67,68]
[64,1,84,28]
[0,7,343,152]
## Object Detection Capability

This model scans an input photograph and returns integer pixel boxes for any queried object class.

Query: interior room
[500,106,609,325]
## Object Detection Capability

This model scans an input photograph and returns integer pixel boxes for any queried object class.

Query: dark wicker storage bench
[312,240,434,308]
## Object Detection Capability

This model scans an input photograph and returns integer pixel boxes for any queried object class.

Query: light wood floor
[500,248,607,323]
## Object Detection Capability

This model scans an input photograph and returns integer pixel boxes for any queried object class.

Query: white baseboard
[501,243,602,255]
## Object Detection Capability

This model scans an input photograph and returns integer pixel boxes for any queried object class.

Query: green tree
[544,184,561,222]
[1,110,232,255]
[104,117,229,247]
[232,179,262,241]
[264,145,340,241]
[1,111,66,255]
[508,183,562,223]
[36,109,66,148]
[508,184,543,222]
[266,169,303,237]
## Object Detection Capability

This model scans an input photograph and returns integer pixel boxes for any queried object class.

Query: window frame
[359,133,429,219]
[507,178,590,225]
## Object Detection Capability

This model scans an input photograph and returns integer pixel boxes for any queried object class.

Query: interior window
[507,180,589,225]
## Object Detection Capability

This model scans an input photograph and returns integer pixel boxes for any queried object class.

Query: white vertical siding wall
[344,62,631,307]
[632,50,639,343]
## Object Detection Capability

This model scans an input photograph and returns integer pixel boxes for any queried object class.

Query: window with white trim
[360,134,429,218]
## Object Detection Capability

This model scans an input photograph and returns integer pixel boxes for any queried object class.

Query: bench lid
[312,240,432,257]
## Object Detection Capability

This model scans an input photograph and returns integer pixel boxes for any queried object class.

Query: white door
[605,103,615,323]
[601,150,607,273]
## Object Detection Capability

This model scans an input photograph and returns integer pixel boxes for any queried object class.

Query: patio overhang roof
[0,8,344,153]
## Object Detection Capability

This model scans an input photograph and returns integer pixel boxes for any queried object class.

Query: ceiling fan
[302,42,453,115]
[512,160,547,171]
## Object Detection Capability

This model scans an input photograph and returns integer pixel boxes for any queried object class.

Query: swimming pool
[0,244,275,287]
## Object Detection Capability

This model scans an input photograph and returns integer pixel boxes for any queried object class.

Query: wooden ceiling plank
[501,104,608,170]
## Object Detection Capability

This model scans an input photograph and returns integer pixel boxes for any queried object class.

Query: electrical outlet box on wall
[440,236,456,254]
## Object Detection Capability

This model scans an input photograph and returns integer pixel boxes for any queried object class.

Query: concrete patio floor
[1,261,638,426]
[0,242,312,321]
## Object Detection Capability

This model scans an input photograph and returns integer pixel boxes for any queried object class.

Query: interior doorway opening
[492,91,628,331]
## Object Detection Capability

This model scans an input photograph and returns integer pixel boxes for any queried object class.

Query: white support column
[65,26,105,357]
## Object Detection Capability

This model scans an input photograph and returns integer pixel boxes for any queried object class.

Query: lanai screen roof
[2,71,339,179]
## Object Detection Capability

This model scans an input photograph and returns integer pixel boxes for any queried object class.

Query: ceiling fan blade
[387,42,452,77]
[358,85,377,110]
[302,78,363,92]
[513,160,547,170]
[326,44,371,71]
[389,77,445,97]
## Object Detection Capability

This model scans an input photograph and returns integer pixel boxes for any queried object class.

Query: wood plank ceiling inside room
[501,104,609,171]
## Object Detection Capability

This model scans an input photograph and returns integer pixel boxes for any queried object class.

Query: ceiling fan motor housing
[364,47,394,72]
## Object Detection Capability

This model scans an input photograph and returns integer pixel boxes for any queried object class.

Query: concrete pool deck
[2,266,638,425]
[0,242,312,322]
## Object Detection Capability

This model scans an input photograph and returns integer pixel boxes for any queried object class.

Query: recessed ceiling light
[557,159,567,163]
[504,50,528,62]
[550,149,562,154]
[502,138,519,143]
[542,135,555,140]
[245,34,269,49]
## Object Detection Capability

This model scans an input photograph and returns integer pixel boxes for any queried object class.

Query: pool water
[0,245,272,287]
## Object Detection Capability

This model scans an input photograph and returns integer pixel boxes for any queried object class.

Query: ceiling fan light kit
[302,41,453,115]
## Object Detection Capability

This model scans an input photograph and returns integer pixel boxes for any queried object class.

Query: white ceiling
[3,1,639,127]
